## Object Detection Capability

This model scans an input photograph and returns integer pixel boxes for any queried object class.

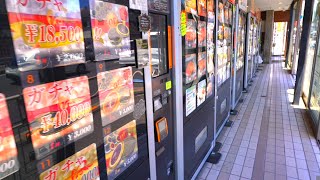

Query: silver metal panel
[232,5,240,110]
[142,9,157,180]
[244,13,251,89]
[214,0,219,142]
[171,0,184,179]
[190,143,214,180]
[250,16,255,80]
[216,115,230,138]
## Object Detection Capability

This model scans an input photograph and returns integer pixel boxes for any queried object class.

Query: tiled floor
[197,62,320,180]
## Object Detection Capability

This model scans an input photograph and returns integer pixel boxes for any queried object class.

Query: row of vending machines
[0,0,260,179]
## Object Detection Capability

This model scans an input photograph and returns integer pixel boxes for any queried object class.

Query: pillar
[263,10,274,64]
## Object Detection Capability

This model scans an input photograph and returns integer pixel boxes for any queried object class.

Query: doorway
[272,22,288,56]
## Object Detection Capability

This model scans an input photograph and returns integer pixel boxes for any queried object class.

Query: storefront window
[310,25,320,125]
[302,0,320,104]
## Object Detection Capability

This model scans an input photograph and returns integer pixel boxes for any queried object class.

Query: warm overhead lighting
[279,2,283,4]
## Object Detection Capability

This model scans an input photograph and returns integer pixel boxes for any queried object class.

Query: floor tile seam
[219,66,268,171]
[252,65,273,179]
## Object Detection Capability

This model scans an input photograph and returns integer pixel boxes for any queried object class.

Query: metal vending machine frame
[174,0,218,178]
[0,1,161,180]
[231,5,247,112]
[171,0,185,179]
[243,12,254,91]
[215,0,236,136]
[148,1,177,178]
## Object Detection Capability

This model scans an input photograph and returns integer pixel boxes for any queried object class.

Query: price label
[166,81,172,90]
[181,11,187,36]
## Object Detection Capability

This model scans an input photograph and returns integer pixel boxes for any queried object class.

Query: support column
[263,10,274,64]
[285,2,295,68]
[293,0,314,105]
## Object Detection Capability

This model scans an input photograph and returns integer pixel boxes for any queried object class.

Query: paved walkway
[197,62,320,180]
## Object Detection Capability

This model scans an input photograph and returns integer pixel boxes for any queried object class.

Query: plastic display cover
[0,94,19,179]
[198,52,207,78]
[207,73,214,98]
[207,0,215,13]
[186,19,197,49]
[198,21,207,48]
[90,1,131,61]
[197,80,206,107]
[23,76,94,159]
[104,120,138,180]
[39,143,99,180]
[5,0,85,71]
[97,67,134,127]
[198,0,207,17]
[185,54,197,84]
[186,85,197,116]
[184,0,197,15]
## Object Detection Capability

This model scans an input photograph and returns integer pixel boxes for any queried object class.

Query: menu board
[97,67,134,126]
[23,76,94,159]
[185,54,197,84]
[39,144,99,180]
[5,0,85,71]
[90,1,131,61]
[197,80,206,106]
[130,0,148,11]
[148,0,169,13]
[0,94,19,179]
[198,21,207,48]
[186,19,197,49]
[198,52,207,78]
[186,85,197,116]
[104,120,138,180]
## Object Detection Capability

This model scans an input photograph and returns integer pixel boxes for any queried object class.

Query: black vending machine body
[148,0,176,179]
[0,0,155,179]
[181,0,216,178]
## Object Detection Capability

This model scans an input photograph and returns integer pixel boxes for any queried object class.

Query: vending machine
[149,0,176,179]
[251,17,259,76]
[0,0,166,179]
[180,0,216,178]
[231,5,247,112]
[244,13,255,91]
[215,0,235,135]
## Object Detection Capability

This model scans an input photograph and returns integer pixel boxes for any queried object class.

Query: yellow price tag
[181,11,187,36]
[166,81,172,90]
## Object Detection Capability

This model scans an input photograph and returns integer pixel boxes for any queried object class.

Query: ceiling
[254,0,293,11]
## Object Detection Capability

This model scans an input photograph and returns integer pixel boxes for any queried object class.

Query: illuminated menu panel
[183,0,216,117]
[90,1,131,61]
[39,143,99,180]
[97,67,134,126]
[23,76,94,159]
[217,1,233,87]
[5,0,85,71]
[0,94,19,179]
[104,120,138,180]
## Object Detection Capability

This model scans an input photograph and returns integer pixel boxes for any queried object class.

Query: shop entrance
[272,22,288,56]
